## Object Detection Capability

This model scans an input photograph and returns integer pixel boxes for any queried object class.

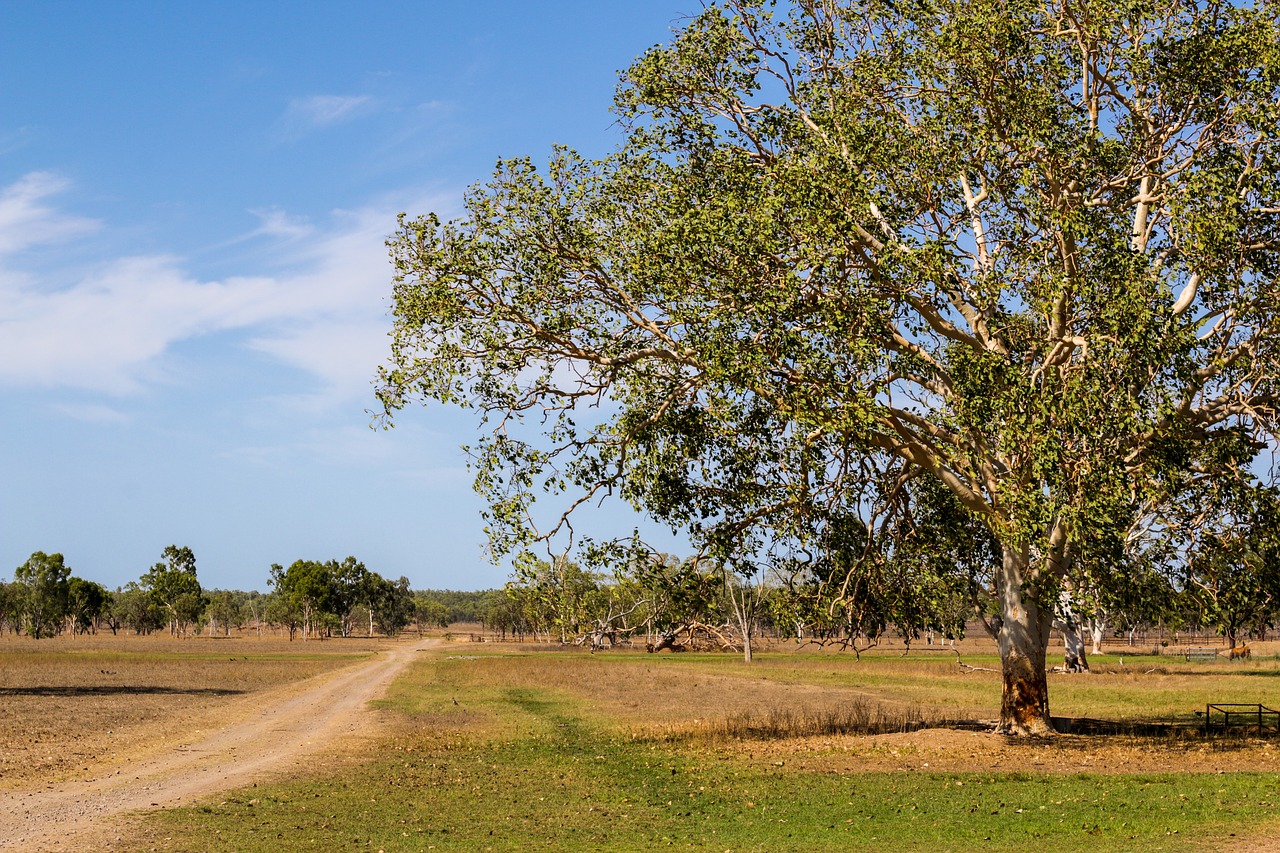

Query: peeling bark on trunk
[996,547,1055,736]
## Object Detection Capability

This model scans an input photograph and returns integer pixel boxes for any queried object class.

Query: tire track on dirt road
[0,639,434,850]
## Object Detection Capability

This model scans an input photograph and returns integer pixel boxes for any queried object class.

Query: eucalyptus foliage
[379,0,1280,733]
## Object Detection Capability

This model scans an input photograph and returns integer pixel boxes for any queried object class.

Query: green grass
[129,651,1280,852]
[141,742,1280,852]
[142,738,1280,852]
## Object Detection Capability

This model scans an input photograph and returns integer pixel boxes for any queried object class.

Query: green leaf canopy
[379,0,1280,733]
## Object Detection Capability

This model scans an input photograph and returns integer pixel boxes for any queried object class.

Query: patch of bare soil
[0,639,434,850]
[0,636,380,789]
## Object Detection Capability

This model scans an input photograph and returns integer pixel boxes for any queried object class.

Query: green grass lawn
[128,650,1280,852]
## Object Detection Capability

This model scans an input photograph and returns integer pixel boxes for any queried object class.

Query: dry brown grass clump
[645,698,948,743]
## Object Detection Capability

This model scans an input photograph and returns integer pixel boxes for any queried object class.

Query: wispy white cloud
[0,172,98,255]
[276,94,375,140]
[294,94,373,126]
[0,253,279,392]
[201,207,315,253]
[221,417,472,491]
[52,402,131,424]
[0,172,455,405]
[247,207,314,240]
[248,318,390,409]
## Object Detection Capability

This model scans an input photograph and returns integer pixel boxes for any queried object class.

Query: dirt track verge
[0,639,432,850]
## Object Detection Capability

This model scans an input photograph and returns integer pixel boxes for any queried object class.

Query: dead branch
[953,648,998,673]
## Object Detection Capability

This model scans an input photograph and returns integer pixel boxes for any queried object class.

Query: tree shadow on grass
[945,716,1265,740]
[0,686,245,697]
[1226,668,1280,677]
[1048,716,1280,742]
[1050,716,1193,736]
[1091,665,1280,678]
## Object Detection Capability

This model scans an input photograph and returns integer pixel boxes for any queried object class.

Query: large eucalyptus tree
[378,0,1280,734]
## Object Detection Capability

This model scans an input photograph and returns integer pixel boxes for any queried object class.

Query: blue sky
[0,2,700,592]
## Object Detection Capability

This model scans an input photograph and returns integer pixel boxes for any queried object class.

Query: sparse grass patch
[141,745,1280,852]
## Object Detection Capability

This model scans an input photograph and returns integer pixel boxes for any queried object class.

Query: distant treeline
[1,546,499,640]
[6,545,1263,655]
[413,589,491,624]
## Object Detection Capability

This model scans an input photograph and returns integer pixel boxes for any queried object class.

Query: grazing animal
[1228,645,1252,660]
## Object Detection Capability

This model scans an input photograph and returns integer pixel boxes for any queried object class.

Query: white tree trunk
[996,546,1055,735]
[1060,619,1089,673]
[1086,616,1106,656]
[725,575,757,664]
[1056,587,1089,673]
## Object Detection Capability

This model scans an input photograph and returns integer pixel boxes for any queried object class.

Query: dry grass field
[380,637,1280,772]
[0,632,386,789]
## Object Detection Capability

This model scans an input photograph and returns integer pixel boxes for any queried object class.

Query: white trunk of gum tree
[1057,587,1089,673]
[1060,619,1089,673]
[735,602,754,664]
[1088,618,1106,656]
[996,546,1055,735]
[726,578,755,663]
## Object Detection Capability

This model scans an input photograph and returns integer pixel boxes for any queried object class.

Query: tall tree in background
[414,593,453,632]
[379,0,1280,734]
[0,582,23,634]
[269,560,336,641]
[331,556,372,637]
[112,583,165,635]
[14,551,71,639]
[142,545,205,636]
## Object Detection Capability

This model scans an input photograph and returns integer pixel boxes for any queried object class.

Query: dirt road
[0,639,431,850]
